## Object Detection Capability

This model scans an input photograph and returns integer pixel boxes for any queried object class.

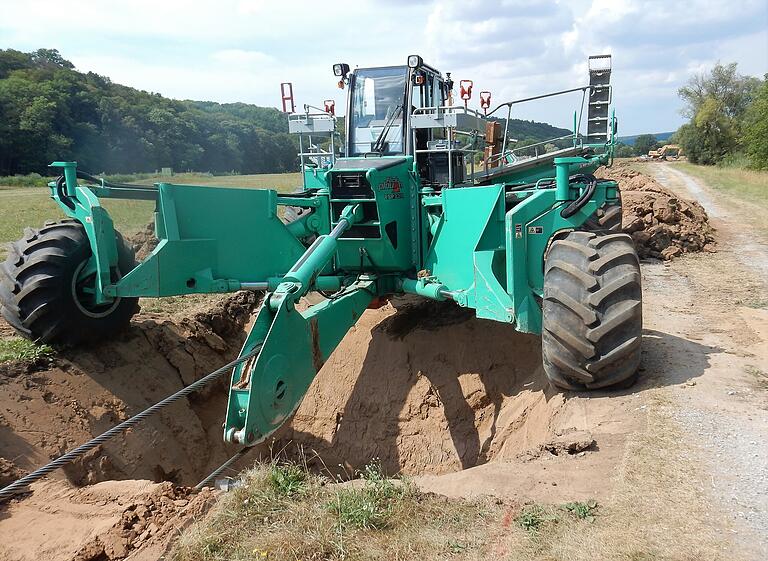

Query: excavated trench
[0,293,570,490]
[0,294,578,561]
[0,292,259,488]
[0,162,719,490]
[0,164,723,561]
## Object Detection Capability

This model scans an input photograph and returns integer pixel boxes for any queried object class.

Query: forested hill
[0,49,297,176]
[1,48,574,176]
[491,118,572,143]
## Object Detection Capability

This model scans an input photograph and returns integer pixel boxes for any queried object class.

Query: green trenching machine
[0,54,642,447]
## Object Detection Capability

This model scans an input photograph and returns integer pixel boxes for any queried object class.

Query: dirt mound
[597,163,716,260]
[72,481,215,561]
[0,291,259,488]
[275,297,577,476]
[129,222,158,262]
[0,479,216,561]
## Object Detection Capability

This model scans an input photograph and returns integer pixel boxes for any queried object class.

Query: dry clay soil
[0,163,766,560]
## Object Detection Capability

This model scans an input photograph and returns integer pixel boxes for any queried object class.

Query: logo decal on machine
[379,177,403,199]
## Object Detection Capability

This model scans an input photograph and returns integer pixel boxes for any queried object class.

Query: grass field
[0,172,302,257]
[0,172,302,348]
[670,162,768,207]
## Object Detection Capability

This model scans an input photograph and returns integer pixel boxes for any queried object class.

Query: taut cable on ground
[0,346,261,502]
[195,448,253,489]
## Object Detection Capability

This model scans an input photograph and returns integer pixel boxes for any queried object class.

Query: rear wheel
[542,231,642,390]
[0,220,139,345]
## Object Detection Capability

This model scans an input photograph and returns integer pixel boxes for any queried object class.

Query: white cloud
[0,0,765,134]
[210,50,275,66]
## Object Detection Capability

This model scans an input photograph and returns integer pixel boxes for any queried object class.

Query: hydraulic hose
[560,174,597,218]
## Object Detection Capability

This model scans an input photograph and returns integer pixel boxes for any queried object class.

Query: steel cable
[0,345,261,502]
[195,448,253,490]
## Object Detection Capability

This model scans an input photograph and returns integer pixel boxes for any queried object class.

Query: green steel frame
[44,58,619,446]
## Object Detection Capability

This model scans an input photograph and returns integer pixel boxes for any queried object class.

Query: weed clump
[327,462,410,530]
[516,500,599,533]
[267,462,307,497]
[0,337,54,363]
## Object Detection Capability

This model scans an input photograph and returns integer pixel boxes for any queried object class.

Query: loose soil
[0,291,258,489]
[598,161,716,259]
[1,163,765,560]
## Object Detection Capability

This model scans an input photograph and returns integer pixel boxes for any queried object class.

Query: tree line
[0,48,298,176]
[674,63,766,168]
[616,63,767,169]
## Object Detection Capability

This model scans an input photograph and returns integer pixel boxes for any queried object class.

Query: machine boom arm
[223,204,376,445]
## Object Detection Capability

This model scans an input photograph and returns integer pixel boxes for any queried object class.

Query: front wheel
[542,231,642,390]
[0,220,139,345]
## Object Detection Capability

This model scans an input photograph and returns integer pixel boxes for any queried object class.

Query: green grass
[172,461,497,561]
[515,501,599,534]
[0,337,54,363]
[0,172,301,260]
[326,463,409,531]
[671,162,768,207]
[267,463,308,498]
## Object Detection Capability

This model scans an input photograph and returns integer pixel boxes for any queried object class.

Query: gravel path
[649,163,768,560]
[672,405,768,557]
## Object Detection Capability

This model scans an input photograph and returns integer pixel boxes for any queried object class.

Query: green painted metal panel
[330,157,417,273]
[115,183,307,297]
[423,185,504,305]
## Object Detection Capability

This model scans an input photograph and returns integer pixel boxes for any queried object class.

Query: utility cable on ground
[0,345,261,502]
[195,448,253,490]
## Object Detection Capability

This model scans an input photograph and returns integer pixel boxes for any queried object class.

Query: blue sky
[1,0,766,135]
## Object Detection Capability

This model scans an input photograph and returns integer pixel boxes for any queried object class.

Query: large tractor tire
[0,219,139,345]
[542,231,642,390]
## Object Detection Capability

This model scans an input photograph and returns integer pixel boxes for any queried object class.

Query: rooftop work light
[333,63,350,78]
[407,54,422,69]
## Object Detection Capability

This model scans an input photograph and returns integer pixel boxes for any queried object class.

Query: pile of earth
[130,222,158,261]
[0,479,216,561]
[0,291,259,489]
[597,162,716,260]
[272,297,624,478]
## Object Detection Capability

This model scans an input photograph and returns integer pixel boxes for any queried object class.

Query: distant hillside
[0,48,575,176]
[0,49,297,176]
[490,117,572,143]
[618,131,675,146]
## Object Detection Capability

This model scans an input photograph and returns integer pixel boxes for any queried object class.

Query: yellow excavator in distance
[647,144,683,161]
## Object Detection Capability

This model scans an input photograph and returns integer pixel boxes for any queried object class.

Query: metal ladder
[587,55,612,143]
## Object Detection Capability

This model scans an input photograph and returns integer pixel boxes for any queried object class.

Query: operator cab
[343,57,446,158]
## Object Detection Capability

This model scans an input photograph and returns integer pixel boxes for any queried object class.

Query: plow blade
[224,281,375,445]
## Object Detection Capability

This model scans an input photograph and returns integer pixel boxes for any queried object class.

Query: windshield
[349,66,407,156]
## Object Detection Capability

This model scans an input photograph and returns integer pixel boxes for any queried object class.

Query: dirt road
[640,163,768,559]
